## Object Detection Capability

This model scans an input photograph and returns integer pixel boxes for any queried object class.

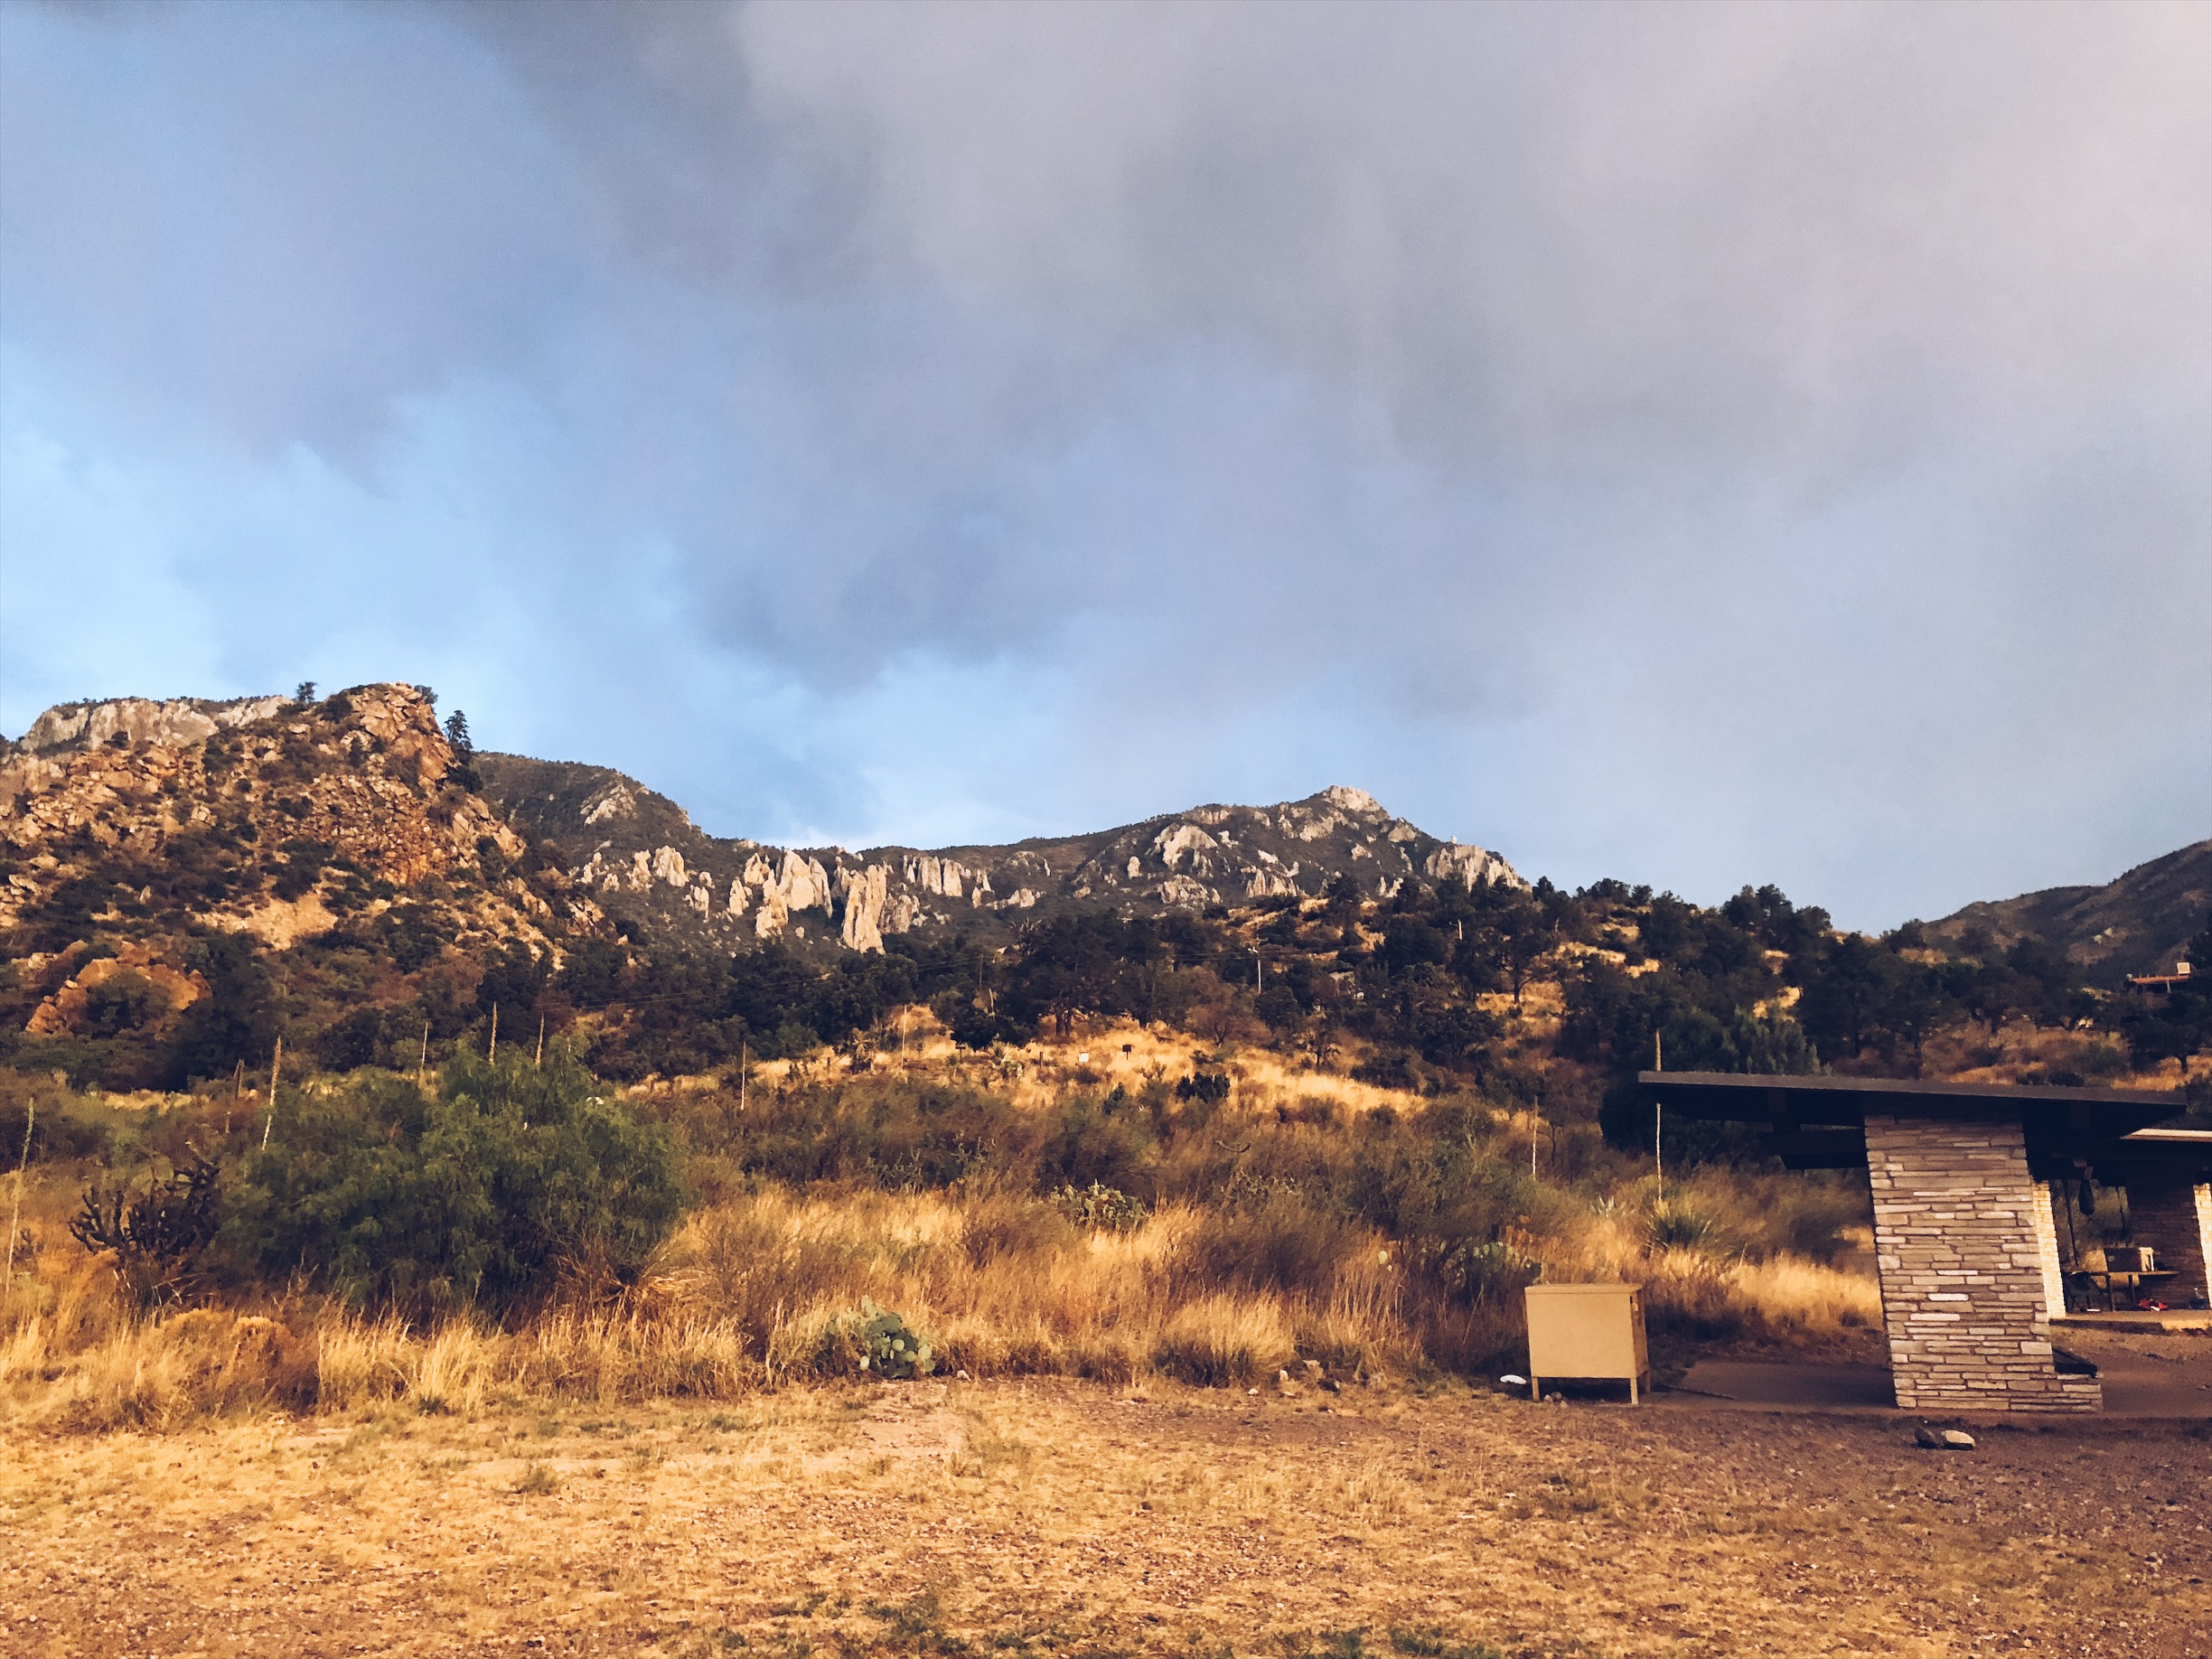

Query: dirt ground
[3,1374,2207,1659]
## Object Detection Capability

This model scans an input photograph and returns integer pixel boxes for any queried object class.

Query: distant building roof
[1637,1072,2200,1177]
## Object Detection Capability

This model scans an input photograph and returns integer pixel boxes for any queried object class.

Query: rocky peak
[10,693,295,758]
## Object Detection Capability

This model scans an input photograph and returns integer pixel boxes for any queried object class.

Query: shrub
[221,1051,683,1315]
[1186,1186,1373,1296]
[1352,1050,1418,1091]
[1039,1092,1158,1196]
[1645,1200,1711,1252]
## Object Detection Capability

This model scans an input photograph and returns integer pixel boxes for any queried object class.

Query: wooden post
[417,1019,430,1088]
[536,1015,546,1068]
[740,1040,748,1115]
[261,1036,282,1149]
[3,1095,32,1296]
[489,1004,499,1063]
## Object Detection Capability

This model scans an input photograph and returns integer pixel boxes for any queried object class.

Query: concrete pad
[2052,1310,2212,1333]
[2056,1330,2212,1417]
[1665,1361,1895,1409]
[1660,1345,2212,1419]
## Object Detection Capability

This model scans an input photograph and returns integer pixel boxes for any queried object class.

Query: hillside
[1923,839,2212,980]
[0,686,605,1085]
[4,683,2205,1104]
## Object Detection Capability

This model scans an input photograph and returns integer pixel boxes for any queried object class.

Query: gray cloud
[1,0,2206,926]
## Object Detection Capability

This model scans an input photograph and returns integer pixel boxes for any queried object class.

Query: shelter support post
[1865,1112,2099,1412]
[2031,1182,2068,1317]
[2125,1180,2212,1309]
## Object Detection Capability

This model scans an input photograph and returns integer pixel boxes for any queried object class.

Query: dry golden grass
[4,1373,2207,1656]
[1,1119,1883,1437]
[0,1176,1419,1432]
[1917,1017,2189,1092]
[4,1032,2203,1654]
[0,1186,1879,1445]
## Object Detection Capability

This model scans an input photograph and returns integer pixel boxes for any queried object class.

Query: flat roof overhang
[1638,1072,2200,1176]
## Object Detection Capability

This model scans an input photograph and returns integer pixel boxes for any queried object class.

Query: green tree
[161,933,279,1087]
[442,709,482,792]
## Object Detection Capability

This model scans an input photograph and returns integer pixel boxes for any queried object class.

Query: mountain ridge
[5,684,2202,978]
[476,752,1524,956]
[0,685,1525,967]
[4,684,2204,1097]
[1922,839,2211,981]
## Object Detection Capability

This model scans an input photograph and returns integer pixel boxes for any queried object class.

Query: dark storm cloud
[2,0,2206,925]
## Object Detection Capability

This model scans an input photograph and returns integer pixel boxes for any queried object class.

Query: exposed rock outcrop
[11,694,292,758]
[25,942,209,1037]
[840,864,891,952]
[1424,842,1522,891]
[1153,823,1220,873]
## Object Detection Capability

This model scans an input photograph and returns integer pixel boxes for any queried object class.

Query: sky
[2,0,2207,931]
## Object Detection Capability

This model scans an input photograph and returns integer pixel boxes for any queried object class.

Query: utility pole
[535,1015,546,1068]
[1653,1030,1664,1191]
[261,1037,283,1149]
[489,1004,499,1063]
[417,1019,430,1088]
[740,1040,748,1115]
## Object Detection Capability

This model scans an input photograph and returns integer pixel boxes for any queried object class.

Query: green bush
[221,1051,683,1315]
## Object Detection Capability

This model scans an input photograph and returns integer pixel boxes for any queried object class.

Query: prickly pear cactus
[856,1299,934,1380]
[1050,1181,1149,1233]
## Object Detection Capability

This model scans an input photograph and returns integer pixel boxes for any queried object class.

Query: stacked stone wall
[1865,1112,2100,1412]
[2125,1180,2212,1308]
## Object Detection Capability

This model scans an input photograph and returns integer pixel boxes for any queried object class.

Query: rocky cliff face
[477,758,1527,958]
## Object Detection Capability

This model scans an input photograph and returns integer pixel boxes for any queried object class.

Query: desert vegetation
[6,816,2204,1435]
[2,1017,1894,1434]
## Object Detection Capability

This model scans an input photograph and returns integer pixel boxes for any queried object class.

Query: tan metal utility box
[1524,1283,1650,1403]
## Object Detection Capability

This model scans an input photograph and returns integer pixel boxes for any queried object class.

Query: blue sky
[3,0,2207,930]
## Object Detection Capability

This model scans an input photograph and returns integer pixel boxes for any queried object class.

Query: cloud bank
[3,0,2207,926]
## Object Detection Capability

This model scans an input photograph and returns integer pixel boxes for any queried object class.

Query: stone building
[1642,1073,2212,1413]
